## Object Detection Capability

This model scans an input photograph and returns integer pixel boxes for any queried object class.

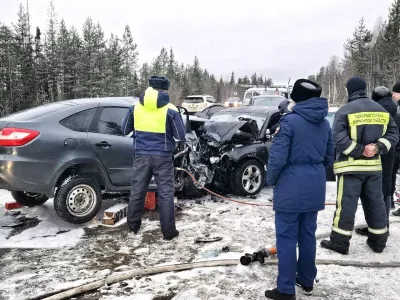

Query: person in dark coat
[265,79,335,300]
[321,77,398,255]
[391,82,400,216]
[355,86,397,235]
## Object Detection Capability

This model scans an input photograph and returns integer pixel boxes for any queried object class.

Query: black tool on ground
[240,247,276,266]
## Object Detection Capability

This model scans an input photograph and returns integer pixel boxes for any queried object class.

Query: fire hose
[176,167,343,207]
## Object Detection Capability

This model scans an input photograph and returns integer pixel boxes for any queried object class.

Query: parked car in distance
[224,97,242,107]
[244,95,287,108]
[181,95,217,114]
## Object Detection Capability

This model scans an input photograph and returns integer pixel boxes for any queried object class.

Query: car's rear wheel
[230,159,265,196]
[11,191,49,207]
[54,176,102,224]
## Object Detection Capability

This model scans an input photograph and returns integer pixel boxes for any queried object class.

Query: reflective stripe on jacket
[332,92,399,175]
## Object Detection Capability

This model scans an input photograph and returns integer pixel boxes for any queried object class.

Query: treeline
[0,2,249,116]
[308,0,400,105]
[236,73,273,87]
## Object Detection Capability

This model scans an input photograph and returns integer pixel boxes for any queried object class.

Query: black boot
[128,220,141,234]
[320,239,349,255]
[164,230,179,241]
[355,227,368,236]
[367,239,385,253]
[296,277,313,296]
[392,208,400,217]
[265,288,295,300]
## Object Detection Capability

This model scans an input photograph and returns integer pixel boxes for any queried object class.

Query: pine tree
[0,23,15,114]
[68,26,83,98]
[251,73,257,85]
[139,63,150,93]
[191,56,203,94]
[57,19,70,100]
[13,4,36,110]
[158,47,168,76]
[383,0,400,84]
[265,78,273,87]
[122,25,138,96]
[33,26,48,104]
[243,75,250,85]
[166,47,176,80]
[230,72,235,85]
[44,1,59,102]
[105,33,124,96]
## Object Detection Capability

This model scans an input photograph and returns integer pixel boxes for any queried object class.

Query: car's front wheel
[11,191,49,207]
[230,159,265,196]
[54,176,102,224]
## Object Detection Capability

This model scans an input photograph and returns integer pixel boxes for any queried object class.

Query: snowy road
[1,183,400,300]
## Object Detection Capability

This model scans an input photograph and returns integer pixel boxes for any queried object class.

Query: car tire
[230,159,265,196]
[183,176,207,198]
[54,176,102,224]
[11,191,49,207]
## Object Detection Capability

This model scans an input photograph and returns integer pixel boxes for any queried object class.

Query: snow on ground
[1,183,400,300]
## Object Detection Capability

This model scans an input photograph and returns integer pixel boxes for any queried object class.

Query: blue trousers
[275,211,318,294]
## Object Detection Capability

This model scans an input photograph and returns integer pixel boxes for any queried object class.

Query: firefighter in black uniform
[355,86,397,236]
[321,76,399,254]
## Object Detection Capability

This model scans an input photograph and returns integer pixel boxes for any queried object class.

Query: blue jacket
[267,98,335,213]
[122,87,186,156]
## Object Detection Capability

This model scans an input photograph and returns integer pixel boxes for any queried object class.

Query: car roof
[253,95,286,99]
[186,95,211,98]
[59,97,139,106]
[227,97,241,102]
[217,106,278,115]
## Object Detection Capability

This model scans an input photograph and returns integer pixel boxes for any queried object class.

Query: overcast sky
[0,0,394,83]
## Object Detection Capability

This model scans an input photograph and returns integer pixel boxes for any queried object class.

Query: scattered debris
[194,236,223,243]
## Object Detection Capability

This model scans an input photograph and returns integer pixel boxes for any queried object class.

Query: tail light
[0,128,40,146]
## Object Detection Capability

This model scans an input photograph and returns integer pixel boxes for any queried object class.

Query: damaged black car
[175,106,283,197]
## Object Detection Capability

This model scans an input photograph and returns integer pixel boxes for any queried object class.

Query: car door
[87,106,133,186]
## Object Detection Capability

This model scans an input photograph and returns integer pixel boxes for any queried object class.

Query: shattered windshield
[210,112,266,129]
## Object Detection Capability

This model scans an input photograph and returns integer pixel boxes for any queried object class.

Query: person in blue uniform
[265,79,335,300]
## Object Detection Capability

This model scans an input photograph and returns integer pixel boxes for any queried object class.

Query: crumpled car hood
[201,120,259,144]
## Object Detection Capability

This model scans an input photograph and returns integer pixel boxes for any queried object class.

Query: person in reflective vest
[321,76,399,254]
[122,76,185,240]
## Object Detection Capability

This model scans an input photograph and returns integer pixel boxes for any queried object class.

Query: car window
[207,105,224,116]
[252,97,284,107]
[184,97,204,103]
[92,107,129,136]
[60,108,97,132]
[244,93,252,99]
[206,97,214,103]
